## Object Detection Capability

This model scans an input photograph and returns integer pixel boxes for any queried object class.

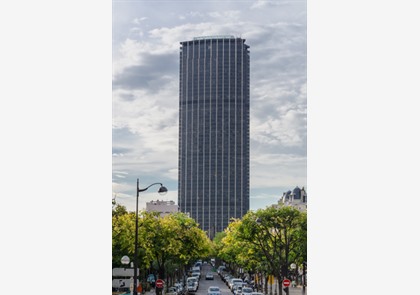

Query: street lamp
[120,256,131,293]
[133,178,168,295]
[121,255,130,266]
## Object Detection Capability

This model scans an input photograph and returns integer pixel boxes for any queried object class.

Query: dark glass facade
[178,36,250,237]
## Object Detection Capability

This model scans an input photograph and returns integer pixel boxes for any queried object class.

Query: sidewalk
[287,286,307,295]
[262,285,307,295]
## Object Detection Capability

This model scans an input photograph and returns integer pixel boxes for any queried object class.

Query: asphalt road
[193,264,231,295]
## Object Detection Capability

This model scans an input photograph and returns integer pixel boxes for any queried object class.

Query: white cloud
[208,10,241,20]
[112,39,145,76]
[250,153,307,188]
[251,107,306,147]
[251,0,280,10]
[133,17,148,25]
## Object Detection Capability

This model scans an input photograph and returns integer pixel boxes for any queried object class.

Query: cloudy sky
[112,0,307,212]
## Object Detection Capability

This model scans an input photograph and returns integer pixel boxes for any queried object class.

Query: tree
[113,203,128,217]
[235,206,306,295]
[217,219,244,275]
[138,211,212,280]
[112,208,135,268]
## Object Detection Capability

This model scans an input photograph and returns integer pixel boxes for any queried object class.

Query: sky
[112,0,307,212]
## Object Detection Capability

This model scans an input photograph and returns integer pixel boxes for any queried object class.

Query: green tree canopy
[112,207,212,279]
[215,206,306,287]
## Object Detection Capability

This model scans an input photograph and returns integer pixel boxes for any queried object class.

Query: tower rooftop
[192,35,235,40]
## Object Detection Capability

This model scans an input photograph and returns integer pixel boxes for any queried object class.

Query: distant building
[146,200,179,217]
[277,186,307,212]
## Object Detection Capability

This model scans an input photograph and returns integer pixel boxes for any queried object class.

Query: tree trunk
[264,274,268,295]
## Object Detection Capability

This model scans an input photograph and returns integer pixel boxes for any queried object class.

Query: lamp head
[158,185,168,195]
[121,255,130,265]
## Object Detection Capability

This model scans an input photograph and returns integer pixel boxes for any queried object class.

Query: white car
[192,271,201,280]
[240,287,253,295]
[232,284,243,295]
[187,277,199,292]
[207,286,221,295]
[217,266,226,274]
[229,278,243,290]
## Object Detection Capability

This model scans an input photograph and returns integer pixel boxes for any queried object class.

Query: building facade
[146,200,179,217]
[178,36,250,237]
[277,186,307,212]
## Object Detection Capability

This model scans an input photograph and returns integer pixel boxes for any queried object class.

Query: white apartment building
[146,200,179,217]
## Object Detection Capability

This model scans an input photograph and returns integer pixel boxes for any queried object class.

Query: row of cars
[166,275,213,295]
[186,261,204,293]
[167,260,217,295]
[166,260,203,295]
[187,270,215,291]
[218,267,264,295]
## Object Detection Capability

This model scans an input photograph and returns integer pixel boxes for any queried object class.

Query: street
[193,264,306,295]
[192,264,230,295]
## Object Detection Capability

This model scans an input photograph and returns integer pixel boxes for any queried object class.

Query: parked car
[192,271,201,280]
[225,276,234,286]
[222,274,231,283]
[217,266,226,274]
[186,277,199,293]
[229,278,244,290]
[207,286,221,295]
[240,287,253,295]
[205,272,214,280]
[232,284,243,295]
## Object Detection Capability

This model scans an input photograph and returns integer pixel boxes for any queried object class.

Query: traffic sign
[156,279,164,288]
[282,279,291,287]
[112,267,139,277]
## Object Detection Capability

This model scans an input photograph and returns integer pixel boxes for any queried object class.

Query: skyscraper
[178,36,250,236]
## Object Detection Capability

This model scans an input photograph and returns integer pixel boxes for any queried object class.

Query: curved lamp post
[133,178,168,295]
